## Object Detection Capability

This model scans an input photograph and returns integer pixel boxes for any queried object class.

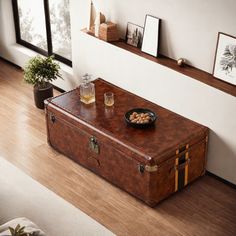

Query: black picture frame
[141,15,161,57]
[125,22,144,49]
[213,32,236,86]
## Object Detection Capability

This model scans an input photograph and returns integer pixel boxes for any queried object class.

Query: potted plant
[24,55,62,109]
[9,224,37,236]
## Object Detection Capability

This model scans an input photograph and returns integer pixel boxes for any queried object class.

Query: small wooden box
[99,22,119,42]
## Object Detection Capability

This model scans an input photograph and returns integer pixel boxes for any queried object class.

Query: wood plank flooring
[0,58,236,236]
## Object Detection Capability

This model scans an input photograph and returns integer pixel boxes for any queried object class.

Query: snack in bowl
[129,112,151,124]
[125,108,157,128]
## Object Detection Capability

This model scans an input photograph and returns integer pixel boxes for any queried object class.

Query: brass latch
[89,136,100,154]
[138,164,158,173]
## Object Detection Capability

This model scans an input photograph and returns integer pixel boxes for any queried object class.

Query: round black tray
[124,108,157,128]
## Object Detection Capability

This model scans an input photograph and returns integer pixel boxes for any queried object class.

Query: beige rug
[0,157,115,236]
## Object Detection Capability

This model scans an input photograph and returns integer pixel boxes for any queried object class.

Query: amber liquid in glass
[104,92,114,106]
[104,99,114,106]
[80,94,95,104]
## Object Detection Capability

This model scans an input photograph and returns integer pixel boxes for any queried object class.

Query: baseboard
[1,56,66,93]
[206,171,236,189]
[0,56,22,69]
[52,85,65,93]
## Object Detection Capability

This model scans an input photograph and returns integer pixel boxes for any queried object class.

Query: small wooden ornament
[94,12,106,37]
[88,0,96,31]
[94,12,101,37]
[177,58,185,67]
[100,13,106,24]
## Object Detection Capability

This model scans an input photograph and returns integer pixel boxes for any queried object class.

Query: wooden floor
[0,58,236,236]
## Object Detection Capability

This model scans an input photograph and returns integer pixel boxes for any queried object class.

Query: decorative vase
[33,83,53,109]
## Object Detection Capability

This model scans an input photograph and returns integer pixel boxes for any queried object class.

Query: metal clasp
[89,136,100,154]
[138,164,158,173]
[50,114,56,123]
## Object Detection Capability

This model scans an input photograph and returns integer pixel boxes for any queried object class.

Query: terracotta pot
[33,83,53,109]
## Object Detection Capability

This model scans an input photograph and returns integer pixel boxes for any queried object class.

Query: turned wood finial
[177,58,185,67]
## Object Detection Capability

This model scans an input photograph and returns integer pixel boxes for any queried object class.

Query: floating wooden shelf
[82,29,236,97]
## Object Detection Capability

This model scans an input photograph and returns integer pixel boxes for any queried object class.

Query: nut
[129,112,152,124]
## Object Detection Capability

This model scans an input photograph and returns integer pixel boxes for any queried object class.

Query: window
[12,0,72,66]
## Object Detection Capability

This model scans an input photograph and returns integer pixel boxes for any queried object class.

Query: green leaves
[24,55,63,89]
[8,223,38,236]
[9,224,27,236]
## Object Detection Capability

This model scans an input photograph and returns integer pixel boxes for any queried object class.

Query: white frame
[141,15,161,57]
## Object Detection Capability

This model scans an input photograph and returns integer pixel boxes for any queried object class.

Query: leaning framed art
[126,22,144,48]
[141,15,161,57]
[213,32,236,85]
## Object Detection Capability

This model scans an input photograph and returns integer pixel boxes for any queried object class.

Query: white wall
[0,0,236,184]
[90,0,236,73]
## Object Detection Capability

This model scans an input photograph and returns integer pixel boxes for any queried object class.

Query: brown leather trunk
[45,79,209,207]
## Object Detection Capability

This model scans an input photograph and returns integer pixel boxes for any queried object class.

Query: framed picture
[141,15,161,57]
[213,32,236,85]
[126,22,144,48]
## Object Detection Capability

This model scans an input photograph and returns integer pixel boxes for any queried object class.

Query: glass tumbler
[104,92,114,107]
